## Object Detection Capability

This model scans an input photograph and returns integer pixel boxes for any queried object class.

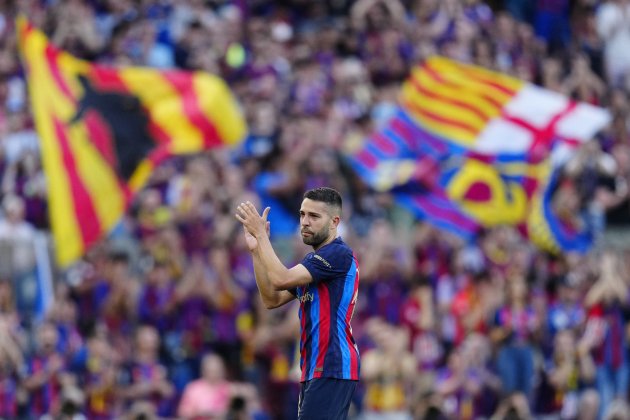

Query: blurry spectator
[134,18,174,68]
[22,322,70,418]
[596,0,630,85]
[562,52,606,104]
[47,283,83,358]
[69,321,119,420]
[491,274,540,412]
[117,325,175,417]
[583,250,629,419]
[547,273,586,341]
[50,0,104,60]
[136,257,176,333]
[1,149,48,230]
[249,300,300,420]
[399,276,442,396]
[361,320,415,420]
[134,188,173,244]
[460,333,501,417]
[450,269,494,348]
[359,219,411,324]
[563,135,618,241]
[0,313,23,419]
[533,0,571,52]
[430,333,499,418]
[100,250,138,358]
[541,329,598,419]
[0,194,38,322]
[599,144,630,245]
[178,352,265,420]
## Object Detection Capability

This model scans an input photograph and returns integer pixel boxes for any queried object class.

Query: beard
[301,227,329,248]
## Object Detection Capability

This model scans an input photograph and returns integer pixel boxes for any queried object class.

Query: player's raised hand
[235,202,270,251]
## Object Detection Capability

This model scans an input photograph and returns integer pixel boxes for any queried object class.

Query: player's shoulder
[318,237,353,255]
[316,237,354,264]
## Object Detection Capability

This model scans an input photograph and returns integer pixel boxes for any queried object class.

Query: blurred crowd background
[2,0,630,419]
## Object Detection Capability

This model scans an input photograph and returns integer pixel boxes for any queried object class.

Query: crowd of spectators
[2,0,630,419]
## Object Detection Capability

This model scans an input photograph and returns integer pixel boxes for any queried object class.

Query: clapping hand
[235,202,270,252]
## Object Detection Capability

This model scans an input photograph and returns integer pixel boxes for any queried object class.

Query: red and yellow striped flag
[16,17,247,267]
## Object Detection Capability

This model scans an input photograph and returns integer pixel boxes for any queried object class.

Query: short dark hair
[304,187,342,213]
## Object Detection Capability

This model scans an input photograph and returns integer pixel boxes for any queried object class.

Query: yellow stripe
[193,72,246,146]
[526,163,561,254]
[400,95,477,146]
[427,56,523,94]
[425,65,514,105]
[527,193,560,254]
[409,70,505,119]
[401,83,487,133]
[117,68,204,154]
[70,122,126,234]
[23,33,84,265]
[422,61,515,105]
[128,160,154,193]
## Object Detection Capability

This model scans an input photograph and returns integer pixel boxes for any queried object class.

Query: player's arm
[236,202,312,305]
[251,249,296,309]
[252,234,313,291]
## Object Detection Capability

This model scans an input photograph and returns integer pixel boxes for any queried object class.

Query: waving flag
[349,56,610,253]
[17,18,247,267]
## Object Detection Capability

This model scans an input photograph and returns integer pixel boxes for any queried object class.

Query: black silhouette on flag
[70,75,156,180]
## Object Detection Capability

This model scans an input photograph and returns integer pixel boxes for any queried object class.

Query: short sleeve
[300,243,352,284]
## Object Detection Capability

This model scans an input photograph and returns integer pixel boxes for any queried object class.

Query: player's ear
[331,215,341,228]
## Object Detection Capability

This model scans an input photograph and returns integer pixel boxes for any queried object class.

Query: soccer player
[235,187,360,420]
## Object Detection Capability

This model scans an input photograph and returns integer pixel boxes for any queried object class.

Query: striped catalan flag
[348,56,610,253]
[16,17,247,267]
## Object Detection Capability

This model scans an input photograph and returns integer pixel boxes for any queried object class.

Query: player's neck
[312,233,337,252]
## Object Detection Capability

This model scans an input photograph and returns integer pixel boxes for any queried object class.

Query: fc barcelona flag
[348,56,610,254]
[16,17,247,267]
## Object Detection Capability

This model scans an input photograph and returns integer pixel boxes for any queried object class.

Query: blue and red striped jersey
[294,237,360,382]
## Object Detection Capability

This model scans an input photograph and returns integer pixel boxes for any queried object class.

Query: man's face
[299,198,336,248]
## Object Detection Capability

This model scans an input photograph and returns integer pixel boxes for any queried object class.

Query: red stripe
[163,71,223,148]
[425,61,518,97]
[389,118,417,151]
[300,302,307,382]
[147,147,171,166]
[465,151,496,164]
[83,112,116,169]
[390,117,448,154]
[412,193,479,231]
[410,76,494,122]
[345,257,360,380]
[53,117,102,249]
[403,99,479,136]
[421,64,504,109]
[355,148,378,169]
[90,67,171,146]
[45,45,75,101]
[314,284,331,377]
[372,132,399,156]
